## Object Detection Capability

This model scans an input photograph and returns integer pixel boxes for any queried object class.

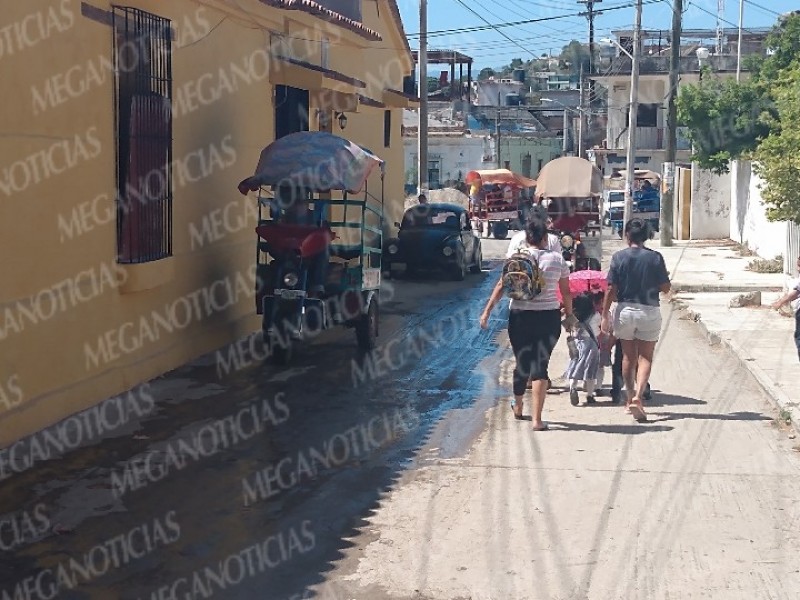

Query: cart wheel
[355,297,378,351]
[493,223,509,240]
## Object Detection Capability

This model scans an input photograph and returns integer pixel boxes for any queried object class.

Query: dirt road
[3,232,799,600]
[313,235,800,600]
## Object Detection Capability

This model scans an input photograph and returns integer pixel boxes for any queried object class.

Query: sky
[395,0,799,70]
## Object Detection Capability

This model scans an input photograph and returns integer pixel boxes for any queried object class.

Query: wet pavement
[1,244,509,600]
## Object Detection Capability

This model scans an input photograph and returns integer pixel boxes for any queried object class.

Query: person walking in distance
[771,255,800,360]
[480,219,574,431]
[601,218,671,422]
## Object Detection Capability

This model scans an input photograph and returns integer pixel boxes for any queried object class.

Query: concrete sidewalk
[650,239,799,432]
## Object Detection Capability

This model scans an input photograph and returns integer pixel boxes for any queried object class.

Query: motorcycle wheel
[355,297,378,351]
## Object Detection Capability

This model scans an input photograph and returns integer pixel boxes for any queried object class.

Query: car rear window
[403,208,460,228]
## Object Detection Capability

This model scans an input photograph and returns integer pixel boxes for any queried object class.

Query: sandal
[510,399,524,420]
[629,399,647,422]
[532,423,549,431]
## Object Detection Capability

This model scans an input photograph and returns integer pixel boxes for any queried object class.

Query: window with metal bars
[112,7,173,264]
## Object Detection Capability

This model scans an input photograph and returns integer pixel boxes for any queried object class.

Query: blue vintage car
[384,203,483,281]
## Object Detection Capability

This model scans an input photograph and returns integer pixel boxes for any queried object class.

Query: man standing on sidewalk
[770,255,800,361]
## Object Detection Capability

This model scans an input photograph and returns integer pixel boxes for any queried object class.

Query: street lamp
[696,47,710,81]
[600,37,633,60]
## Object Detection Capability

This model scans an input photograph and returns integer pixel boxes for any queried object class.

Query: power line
[407,0,668,37]
[452,0,564,57]
[743,0,781,17]
[689,1,768,35]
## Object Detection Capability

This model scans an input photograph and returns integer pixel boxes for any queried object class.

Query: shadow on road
[548,421,675,435]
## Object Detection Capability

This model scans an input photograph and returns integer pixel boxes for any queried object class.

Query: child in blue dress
[565,293,602,406]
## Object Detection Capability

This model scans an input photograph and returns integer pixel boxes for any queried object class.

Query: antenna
[716,0,725,55]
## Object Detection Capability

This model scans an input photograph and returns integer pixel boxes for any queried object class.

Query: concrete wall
[0,0,411,447]
[497,137,562,180]
[729,160,786,259]
[674,166,693,240]
[473,80,526,106]
[690,168,731,239]
[403,135,493,188]
[403,135,562,192]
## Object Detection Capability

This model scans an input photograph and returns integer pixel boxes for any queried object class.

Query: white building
[591,27,770,180]
[472,79,527,107]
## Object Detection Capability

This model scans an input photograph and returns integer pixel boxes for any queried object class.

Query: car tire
[470,245,482,274]
[452,253,466,281]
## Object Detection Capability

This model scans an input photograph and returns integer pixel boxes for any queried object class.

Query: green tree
[754,65,800,221]
[560,40,590,75]
[753,12,800,83]
[677,12,800,218]
[676,76,772,173]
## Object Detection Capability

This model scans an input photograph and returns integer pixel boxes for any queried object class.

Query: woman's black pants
[508,309,562,397]
[794,311,800,361]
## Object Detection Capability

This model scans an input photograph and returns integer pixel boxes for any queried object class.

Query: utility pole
[736,0,744,82]
[496,109,502,168]
[417,0,428,196]
[579,0,602,152]
[562,109,569,155]
[578,64,585,158]
[660,0,682,246]
[623,0,642,228]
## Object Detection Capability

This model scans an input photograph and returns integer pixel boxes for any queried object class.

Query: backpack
[502,250,546,300]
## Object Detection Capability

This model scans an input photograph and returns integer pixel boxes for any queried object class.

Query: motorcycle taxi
[237,131,385,364]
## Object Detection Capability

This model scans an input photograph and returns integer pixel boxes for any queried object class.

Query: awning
[310,89,359,112]
[270,55,365,95]
[358,94,386,109]
[465,169,536,188]
[535,157,603,198]
[613,169,661,182]
[383,88,419,108]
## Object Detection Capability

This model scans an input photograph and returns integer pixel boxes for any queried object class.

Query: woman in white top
[480,219,574,431]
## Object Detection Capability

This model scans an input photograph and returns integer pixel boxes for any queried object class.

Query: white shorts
[613,302,662,342]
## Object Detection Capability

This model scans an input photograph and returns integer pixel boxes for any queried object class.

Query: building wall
[403,135,493,190]
[497,137,562,179]
[0,0,410,447]
[674,166,693,240]
[729,161,786,260]
[473,80,526,106]
[606,78,666,135]
[690,168,731,239]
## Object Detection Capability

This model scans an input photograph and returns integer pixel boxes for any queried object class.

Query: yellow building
[0,0,413,447]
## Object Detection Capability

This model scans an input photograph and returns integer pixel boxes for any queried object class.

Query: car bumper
[388,254,460,270]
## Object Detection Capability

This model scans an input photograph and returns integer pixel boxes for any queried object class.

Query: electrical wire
[689,1,769,36]
[451,0,552,57]
[407,0,668,37]
[743,0,781,18]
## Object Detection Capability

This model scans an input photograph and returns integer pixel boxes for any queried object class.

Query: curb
[671,297,800,437]
[673,284,784,294]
